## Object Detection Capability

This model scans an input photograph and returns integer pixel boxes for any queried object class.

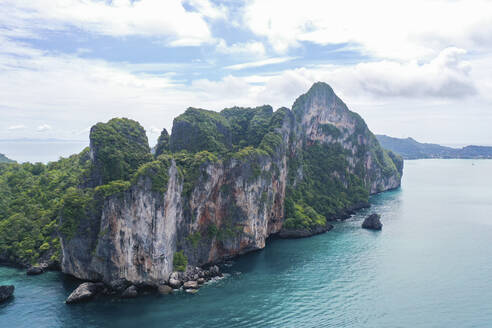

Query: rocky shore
[277,223,334,238]
[65,265,222,304]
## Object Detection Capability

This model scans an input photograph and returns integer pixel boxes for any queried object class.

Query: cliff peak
[292,82,342,120]
[306,81,336,97]
[89,117,152,185]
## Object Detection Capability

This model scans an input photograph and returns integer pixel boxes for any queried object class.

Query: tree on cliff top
[90,118,153,185]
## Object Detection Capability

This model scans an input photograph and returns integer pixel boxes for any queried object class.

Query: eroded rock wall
[61,82,402,284]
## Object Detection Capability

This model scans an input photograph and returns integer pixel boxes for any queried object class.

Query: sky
[1,0,492,147]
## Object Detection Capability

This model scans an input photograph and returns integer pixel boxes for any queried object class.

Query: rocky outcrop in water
[278,224,334,238]
[121,285,138,298]
[66,282,105,304]
[362,214,383,230]
[59,82,403,287]
[26,264,47,275]
[0,285,14,303]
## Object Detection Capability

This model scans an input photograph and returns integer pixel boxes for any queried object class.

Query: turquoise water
[1,159,492,327]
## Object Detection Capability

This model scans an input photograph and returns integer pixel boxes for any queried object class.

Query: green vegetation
[131,155,172,193]
[0,148,92,265]
[90,118,153,184]
[59,187,95,241]
[258,132,283,156]
[94,180,130,198]
[207,223,219,238]
[206,221,243,241]
[0,153,15,164]
[154,128,170,157]
[186,231,202,248]
[170,108,232,154]
[283,203,326,230]
[220,105,273,148]
[173,150,218,197]
[319,123,341,138]
[373,147,400,178]
[173,251,188,272]
[284,142,370,229]
[169,105,282,156]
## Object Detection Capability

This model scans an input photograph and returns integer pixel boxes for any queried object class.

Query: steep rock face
[184,151,288,266]
[60,82,402,285]
[62,162,183,283]
[89,162,182,284]
[292,82,402,193]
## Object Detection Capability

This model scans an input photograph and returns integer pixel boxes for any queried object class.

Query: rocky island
[0,82,403,300]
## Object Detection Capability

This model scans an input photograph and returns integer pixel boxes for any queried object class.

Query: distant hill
[0,153,15,163]
[376,135,492,159]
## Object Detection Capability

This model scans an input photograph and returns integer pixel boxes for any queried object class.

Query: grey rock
[210,265,220,276]
[66,282,104,304]
[158,285,173,295]
[185,289,198,294]
[197,278,205,284]
[169,272,179,281]
[0,285,14,303]
[278,223,334,238]
[26,264,47,275]
[121,285,138,298]
[183,281,198,289]
[109,278,130,293]
[168,278,182,289]
[362,213,383,230]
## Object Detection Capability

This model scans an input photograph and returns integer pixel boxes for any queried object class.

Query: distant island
[0,153,15,163]
[376,135,492,160]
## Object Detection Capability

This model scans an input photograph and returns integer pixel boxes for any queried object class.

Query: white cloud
[238,48,476,106]
[8,125,26,131]
[224,57,295,70]
[216,40,266,57]
[36,124,52,132]
[1,0,225,46]
[0,41,486,140]
[148,126,162,135]
[327,47,476,99]
[183,0,228,20]
[243,0,492,60]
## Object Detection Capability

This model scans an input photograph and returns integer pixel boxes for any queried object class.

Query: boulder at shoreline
[26,264,46,275]
[66,282,104,304]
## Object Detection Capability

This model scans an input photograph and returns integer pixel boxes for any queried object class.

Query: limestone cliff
[60,82,403,285]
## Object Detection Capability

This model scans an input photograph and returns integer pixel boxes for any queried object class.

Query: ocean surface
[1,159,492,327]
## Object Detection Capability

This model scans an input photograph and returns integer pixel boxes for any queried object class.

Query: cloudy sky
[1,0,492,147]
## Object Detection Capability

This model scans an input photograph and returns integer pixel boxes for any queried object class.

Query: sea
[0,140,89,163]
[1,159,492,328]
